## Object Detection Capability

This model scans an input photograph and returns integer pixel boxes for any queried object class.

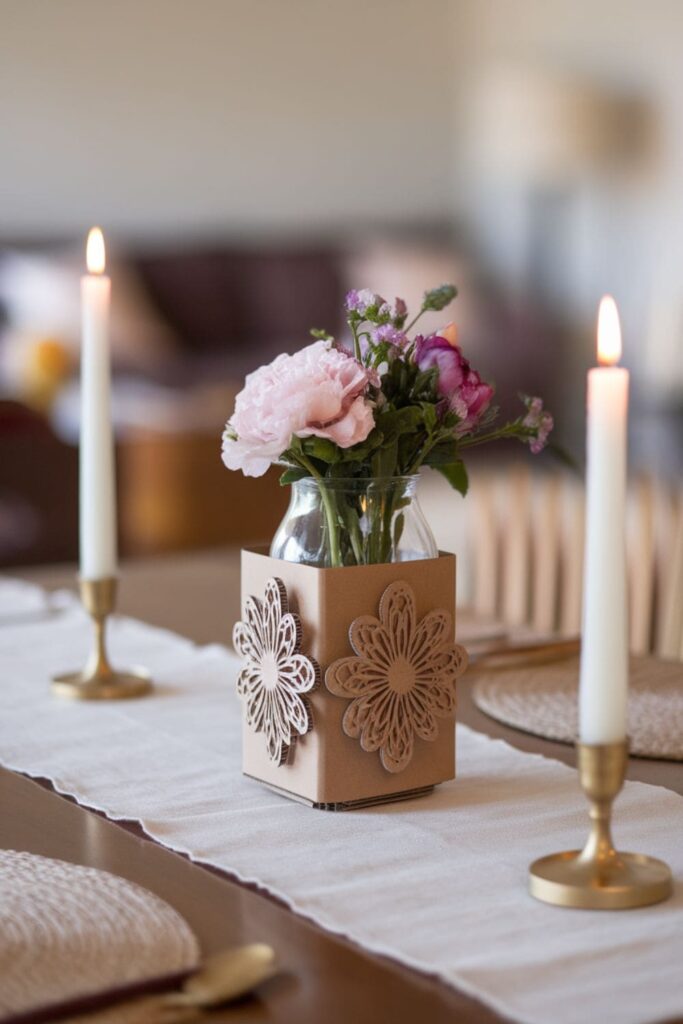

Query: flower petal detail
[349,617,393,665]
[408,691,439,741]
[326,657,387,697]
[236,663,261,698]
[233,576,319,764]
[342,695,372,739]
[423,678,458,716]
[233,621,260,662]
[244,596,266,649]
[380,706,414,773]
[410,608,452,663]
[360,689,394,752]
[279,654,319,693]
[276,612,301,660]
[325,580,466,774]
[379,582,416,658]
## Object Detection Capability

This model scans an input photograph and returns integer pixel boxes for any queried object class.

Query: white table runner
[1,579,682,1024]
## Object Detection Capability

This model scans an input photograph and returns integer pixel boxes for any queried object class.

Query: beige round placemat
[0,850,200,1020]
[472,655,683,761]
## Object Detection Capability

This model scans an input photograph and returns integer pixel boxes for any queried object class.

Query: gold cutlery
[19,943,277,1024]
[468,637,580,671]
[152,943,278,1021]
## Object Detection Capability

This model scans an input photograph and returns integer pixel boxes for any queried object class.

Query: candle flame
[86,227,106,275]
[597,295,622,366]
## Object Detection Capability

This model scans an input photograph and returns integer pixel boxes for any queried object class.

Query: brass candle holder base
[52,578,152,701]
[529,741,672,910]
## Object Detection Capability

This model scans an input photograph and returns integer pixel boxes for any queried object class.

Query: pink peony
[222,341,376,477]
[414,323,494,436]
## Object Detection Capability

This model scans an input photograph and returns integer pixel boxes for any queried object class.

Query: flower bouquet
[225,284,552,808]
[222,284,552,568]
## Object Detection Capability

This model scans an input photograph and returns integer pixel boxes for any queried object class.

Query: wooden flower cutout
[325,581,467,773]
[233,577,319,766]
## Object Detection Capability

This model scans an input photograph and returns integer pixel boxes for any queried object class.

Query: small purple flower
[377,297,408,326]
[345,289,361,313]
[371,324,408,347]
[522,396,554,454]
[345,288,385,317]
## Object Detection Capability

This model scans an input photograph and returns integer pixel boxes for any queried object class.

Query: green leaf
[423,438,460,466]
[279,468,309,486]
[397,431,422,472]
[301,436,341,464]
[435,461,469,496]
[371,438,398,479]
[420,402,437,432]
[310,327,332,340]
[338,428,385,463]
[375,406,423,440]
[410,367,440,403]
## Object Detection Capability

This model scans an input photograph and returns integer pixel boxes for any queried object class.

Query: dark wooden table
[4,551,682,1023]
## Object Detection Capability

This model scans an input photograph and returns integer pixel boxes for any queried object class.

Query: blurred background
[1,0,681,570]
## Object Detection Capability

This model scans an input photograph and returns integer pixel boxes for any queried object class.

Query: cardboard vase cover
[235,548,466,809]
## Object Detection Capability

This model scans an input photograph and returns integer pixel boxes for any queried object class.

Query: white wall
[2,0,682,405]
[450,0,683,397]
[0,0,455,239]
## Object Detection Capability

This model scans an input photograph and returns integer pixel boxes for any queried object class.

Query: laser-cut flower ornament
[325,581,467,773]
[233,577,319,766]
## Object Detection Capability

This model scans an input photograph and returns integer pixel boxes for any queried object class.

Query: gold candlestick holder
[529,740,672,909]
[52,578,152,700]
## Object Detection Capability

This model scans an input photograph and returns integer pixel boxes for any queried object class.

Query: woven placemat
[0,850,200,1021]
[472,655,683,761]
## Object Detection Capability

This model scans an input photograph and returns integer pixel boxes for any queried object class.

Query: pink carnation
[222,341,375,477]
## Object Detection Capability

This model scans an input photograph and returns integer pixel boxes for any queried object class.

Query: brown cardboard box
[239,548,458,808]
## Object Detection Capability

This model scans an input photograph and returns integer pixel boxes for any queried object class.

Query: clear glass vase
[270,475,437,567]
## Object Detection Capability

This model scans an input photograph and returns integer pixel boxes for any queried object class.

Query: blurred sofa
[132,244,346,382]
[0,241,348,566]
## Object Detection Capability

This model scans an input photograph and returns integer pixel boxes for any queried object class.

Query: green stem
[292,453,342,568]
[350,322,362,363]
[368,491,382,564]
[403,306,427,334]
[406,433,439,475]
[347,507,364,565]
[380,492,395,562]
[457,422,528,449]
[323,487,344,567]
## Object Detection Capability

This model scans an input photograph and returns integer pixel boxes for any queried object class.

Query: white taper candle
[79,227,117,579]
[578,296,629,743]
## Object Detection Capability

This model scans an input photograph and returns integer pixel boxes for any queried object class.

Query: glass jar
[270,475,437,567]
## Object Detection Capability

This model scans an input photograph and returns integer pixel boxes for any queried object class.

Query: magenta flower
[414,324,493,435]
[522,396,554,454]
